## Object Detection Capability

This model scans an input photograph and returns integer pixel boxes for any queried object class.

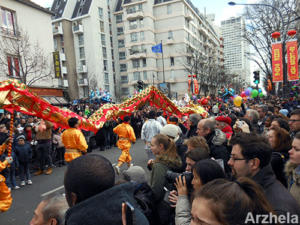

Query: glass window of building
[101,34,106,45]
[102,47,107,58]
[117,27,124,35]
[119,52,126,60]
[120,63,127,72]
[116,14,122,23]
[129,20,138,29]
[78,34,84,45]
[105,85,110,92]
[133,71,140,80]
[143,71,147,80]
[167,5,172,14]
[140,31,145,41]
[79,47,85,59]
[122,88,129,95]
[132,59,140,68]
[105,73,109,83]
[142,58,146,67]
[131,32,138,42]
[103,60,108,71]
[170,57,174,66]
[168,31,173,39]
[100,21,105,32]
[118,39,125,48]
[98,7,103,19]
[121,76,128,83]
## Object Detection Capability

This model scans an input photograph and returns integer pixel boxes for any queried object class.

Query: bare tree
[243,0,299,93]
[0,30,53,86]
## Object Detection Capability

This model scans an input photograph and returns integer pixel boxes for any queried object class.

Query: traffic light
[137,80,144,91]
[253,71,260,84]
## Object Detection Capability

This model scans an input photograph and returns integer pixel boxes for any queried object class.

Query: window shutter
[7,56,12,76]
[14,57,19,76]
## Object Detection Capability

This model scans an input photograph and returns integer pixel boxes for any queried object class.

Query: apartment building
[51,0,115,100]
[114,0,224,98]
[221,16,250,85]
[0,0,56,87]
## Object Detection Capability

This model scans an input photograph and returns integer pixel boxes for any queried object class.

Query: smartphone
[124,201,135,225]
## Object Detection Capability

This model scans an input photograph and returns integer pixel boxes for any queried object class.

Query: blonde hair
[153,134,179,161]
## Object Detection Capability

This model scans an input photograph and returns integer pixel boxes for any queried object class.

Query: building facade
[0,0,56,88]
[114,0,224,99]
[221,16,250,85]
[51,0,115,100]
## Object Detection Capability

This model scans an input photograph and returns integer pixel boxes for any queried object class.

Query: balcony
[166,38,174,45]
[0,27,20,38]
[60,52,66,61]
[53,24,63,35]
[128,52,146,59]
[62,66,67,74]
[126,11,144,20]
[77,65,87,73]
[185,14,193,21]
[63,79,68,87]
[73,24,83,34]
[78,78,88,86]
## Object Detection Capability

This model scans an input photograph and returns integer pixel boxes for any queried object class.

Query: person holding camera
[148,134,182,225]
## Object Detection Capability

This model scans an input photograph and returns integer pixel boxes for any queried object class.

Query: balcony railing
[53,24,63,35]
[78,78,88,86]
[73,24,83,34]
[0,27,20,37]
[77,65,87,73]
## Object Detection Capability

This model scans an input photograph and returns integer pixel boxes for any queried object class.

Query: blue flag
[152,43,163,53]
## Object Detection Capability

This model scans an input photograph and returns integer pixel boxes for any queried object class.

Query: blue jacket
[15,143,32,163]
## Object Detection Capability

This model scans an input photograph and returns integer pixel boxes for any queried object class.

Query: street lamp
[228,1,287,96]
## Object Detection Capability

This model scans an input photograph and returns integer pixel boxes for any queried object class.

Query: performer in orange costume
[62,117,88,163]
[113,116,136,174]
[0,138,13,213]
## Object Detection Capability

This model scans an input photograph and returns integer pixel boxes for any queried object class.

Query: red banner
[286,40,299,81]
[272,42,283,82]
[194,79,199,94]
[188,79,191,92]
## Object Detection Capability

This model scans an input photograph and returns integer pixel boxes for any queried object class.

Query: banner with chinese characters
[271,42,283,82]
[193,79,199,95]
[188,77,191,92]
[286,40,299,81]
[53,51,61,78]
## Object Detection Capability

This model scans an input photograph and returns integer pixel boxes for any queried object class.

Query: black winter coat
[15,143,32,163]
[65,182,149,225]
[253,164,300,217]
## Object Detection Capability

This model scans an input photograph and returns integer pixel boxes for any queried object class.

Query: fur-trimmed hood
[284,161,299,175]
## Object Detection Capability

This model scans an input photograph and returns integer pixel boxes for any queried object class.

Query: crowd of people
[1,96,300,225]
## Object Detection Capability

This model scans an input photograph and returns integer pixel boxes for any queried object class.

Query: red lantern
[193,74,196,78]
[271,32,281,39]
[188,75,192,78]
[201,98,208,105]
[287,30,297,37]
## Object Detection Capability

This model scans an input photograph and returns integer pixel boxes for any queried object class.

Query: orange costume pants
[117,140,132,164]
[0,175,12,213]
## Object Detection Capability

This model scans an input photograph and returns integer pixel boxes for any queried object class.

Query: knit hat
[215,116,232,126]
[160,124,180,142]
[16,135,25,141]
[123,166,146,183]
[279,109,289,117]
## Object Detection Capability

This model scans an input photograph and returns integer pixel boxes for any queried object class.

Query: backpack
[133,182,156,225]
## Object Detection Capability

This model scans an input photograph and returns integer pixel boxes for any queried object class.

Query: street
[0,139,149,225]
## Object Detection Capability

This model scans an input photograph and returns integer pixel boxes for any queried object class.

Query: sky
[31,0,258,26]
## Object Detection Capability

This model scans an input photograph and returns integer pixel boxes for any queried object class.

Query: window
[133,72,140,80]
[53,39,58,50]
[140,31,144,41]
[105,85,110,92]
[77,7,83,17]
[170,70,175,79]
[121,76,128,83]
[100,21,105,32]
[0,8,17,36]
[7,56,20,77]
[119,52,126,60]
[132,59,140,68]
[120,64,127,72]
[116,14,122,23]
[131,32,138,42]
[79,47,85,59]
[117,27,124,35]
[98,7,103,19]
[143,71,147,80]
[142,58,146,67]
[103,60,108,71]
[170,57,174,66]
[102,47,107,58]
[118,39,125,48]
[167,5,172,14]
[122,88,129,95]
[101,34,106,45]
[78,34,84,45]
[129,20,138,30]
[139,18,144,28]
[104,73,109,83]
[168,31,173,39]
[138,4,143,11]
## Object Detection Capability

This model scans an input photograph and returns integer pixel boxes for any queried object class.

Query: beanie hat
[279,109,288,117]
[123,166,146,183]
[16,135,25,141]
[215,116,232,126]
[160,124,180,142]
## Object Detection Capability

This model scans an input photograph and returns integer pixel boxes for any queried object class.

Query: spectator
[186,114,201,138]
[190,178,274,225]
[15,135,32,186]
[156,111,167,127]
[257,105,268,134]
[270,117,290,132]
[30,195,68,225]
[196,118,229,172]
[244,109,260,133]
[183,136,209,152]
[289,109,300,138]
[285,132,300,206]
[184,148,209,172]
[215,116,233,139]
[175,159,225,225]
[267,127,291,187]
[53,128,65,167]
[64,154,148,225]
[229,133,300,216]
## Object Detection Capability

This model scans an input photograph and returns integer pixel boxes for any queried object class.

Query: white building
[221,16,250,85]
[0,0,56,88]
[51,0,115,100]
[114,0,224,99]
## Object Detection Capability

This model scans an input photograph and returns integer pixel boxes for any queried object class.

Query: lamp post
[228,1,287,97]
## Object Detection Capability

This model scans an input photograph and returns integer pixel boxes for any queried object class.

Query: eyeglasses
[230,155,246,162]
[288,120,300,123]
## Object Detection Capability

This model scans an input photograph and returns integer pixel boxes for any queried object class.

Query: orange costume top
[61,128,88,162]
[0,143,12,213]
[113,122,136,151]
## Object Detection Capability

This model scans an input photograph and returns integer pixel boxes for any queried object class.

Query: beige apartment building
[114,0,224,99]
